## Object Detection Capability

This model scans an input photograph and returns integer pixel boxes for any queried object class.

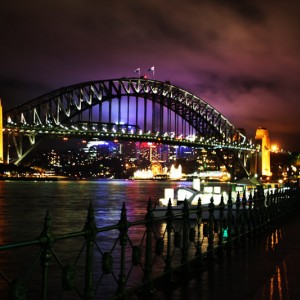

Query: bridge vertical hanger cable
[3,78,254,177]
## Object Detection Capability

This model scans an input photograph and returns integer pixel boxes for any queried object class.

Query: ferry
[152,179,232,219]
[152,178,261,219]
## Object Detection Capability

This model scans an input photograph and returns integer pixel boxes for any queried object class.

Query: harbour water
[0,179,195,244]
[0,179,191,297]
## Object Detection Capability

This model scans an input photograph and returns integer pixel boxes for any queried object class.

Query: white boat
[153,179,231,219]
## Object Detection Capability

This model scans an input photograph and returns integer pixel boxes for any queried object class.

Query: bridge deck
[137,214,300,300]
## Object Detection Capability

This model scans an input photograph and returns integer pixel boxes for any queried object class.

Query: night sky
[1,1,300,151]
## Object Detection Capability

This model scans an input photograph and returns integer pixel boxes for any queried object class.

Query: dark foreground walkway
[149,214,300,300]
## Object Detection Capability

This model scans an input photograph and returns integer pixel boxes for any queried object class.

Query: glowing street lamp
[271,144,279,153]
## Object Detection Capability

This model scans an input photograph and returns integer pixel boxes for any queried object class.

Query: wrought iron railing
[0,186,299,299]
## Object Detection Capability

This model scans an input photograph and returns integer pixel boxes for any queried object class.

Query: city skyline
[1,1,300,151]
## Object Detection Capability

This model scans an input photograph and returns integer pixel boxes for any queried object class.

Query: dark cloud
[227,76,278,94]
[0,78,51,103]
[191,72,279,104]
[215,0,266,22]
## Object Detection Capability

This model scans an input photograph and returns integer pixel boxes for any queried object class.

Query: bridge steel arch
[3,78,255,178]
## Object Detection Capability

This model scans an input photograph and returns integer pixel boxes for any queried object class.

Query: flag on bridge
[148,66,155,78]
[134,68,141,76]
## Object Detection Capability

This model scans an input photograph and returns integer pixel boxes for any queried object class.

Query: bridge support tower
[250,127,271,178]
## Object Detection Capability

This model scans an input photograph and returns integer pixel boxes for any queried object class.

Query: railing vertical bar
[207,197,215,259]
[39,209,54,300]
[117,202,128,297]
[248,192,254,240]
[226,192,233,255]
[195,199,203,260]
[143,199,154,296]
[234,192,241,248]
[164,199,173,279]
[181,200,190,270]
[217,195,225,257]
[241,191,248,244]
[84,202,96,300]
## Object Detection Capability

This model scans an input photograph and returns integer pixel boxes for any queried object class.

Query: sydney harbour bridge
[2,77,257,180]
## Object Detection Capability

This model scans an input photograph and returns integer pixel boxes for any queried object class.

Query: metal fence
[1,186,299,299]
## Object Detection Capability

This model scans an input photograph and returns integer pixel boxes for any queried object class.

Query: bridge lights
[186,134,196,142]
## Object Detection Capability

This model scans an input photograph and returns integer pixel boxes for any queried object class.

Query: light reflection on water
[0,179,194,298]
[0,179,191,243]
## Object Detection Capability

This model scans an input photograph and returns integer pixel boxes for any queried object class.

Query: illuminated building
[255,127,271,177]
[137,142,161,161]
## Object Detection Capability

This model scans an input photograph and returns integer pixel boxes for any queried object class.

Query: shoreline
[0,176,63,181]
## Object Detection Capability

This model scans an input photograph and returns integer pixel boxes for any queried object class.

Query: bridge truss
[3,78,256,179]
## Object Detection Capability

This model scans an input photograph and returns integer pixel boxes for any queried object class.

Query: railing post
[195,199,203,261]
[285,188,290,213]
[277,189,282,219]
[164,199,173,280]
[181,200,190,271]
[117,202,129,297]
[247,192,254,240]
[84,202,97,300]
[257,187,264,231]
[274,189,280,222]
[234,192,241,248]
[241,191,248,245]
[259,187,266,231]
[39,209,54,300]
[252,190,258,234]
[264,191,271,229]
[207,197,215,259]
[268,190,274,226]
[225,192,233,255]
[217,195,225,258]
[143,198,155,296]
